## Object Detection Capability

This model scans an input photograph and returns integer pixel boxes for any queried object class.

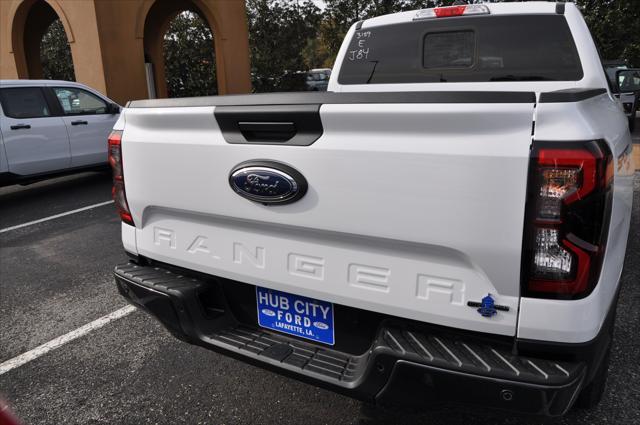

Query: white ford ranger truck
[111,2,634,416]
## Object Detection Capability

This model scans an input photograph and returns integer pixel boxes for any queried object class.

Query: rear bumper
[114,261,587,416]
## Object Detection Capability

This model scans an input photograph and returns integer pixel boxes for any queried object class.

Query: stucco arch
[0,0,249,103]
[139,0,229,97]
[9,0,75,79]
[134,0,222,41]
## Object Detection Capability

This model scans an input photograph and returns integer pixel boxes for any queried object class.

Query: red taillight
[108,130,134,226]
[434,6,466,18]
[521,141,613,299]
[414,4,489,20]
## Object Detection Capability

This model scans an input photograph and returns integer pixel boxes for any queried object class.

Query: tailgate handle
[237,121,296,143]
[215,104,322,146]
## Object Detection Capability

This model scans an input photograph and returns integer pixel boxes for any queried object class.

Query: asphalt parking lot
[0,168,638,425]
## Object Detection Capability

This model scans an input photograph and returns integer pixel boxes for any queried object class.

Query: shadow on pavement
[0,171,112,229]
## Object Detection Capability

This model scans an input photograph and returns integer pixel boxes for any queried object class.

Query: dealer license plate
[256,287,334,345]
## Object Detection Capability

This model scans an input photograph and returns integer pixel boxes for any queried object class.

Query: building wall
[94,0,148,103]
[0,0,251,105]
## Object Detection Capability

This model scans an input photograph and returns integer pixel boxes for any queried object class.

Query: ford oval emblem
[261,308,276,317]
[313,321,329,330]
[229,160,308,205]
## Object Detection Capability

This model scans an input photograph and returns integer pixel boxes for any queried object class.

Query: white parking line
[0,200,114,234]
[0,305,136,376]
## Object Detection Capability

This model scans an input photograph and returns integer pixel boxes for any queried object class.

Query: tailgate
[121,92,535,336]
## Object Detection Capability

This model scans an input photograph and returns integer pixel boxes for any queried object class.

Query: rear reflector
[521,140,613,299]
[533,228,574,279]
[108,130,134,226]
[414,4,490,20]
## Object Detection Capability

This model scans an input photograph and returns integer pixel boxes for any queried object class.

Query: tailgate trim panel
[128,91,536,108]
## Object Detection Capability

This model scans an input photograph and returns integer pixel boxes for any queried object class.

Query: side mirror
[616,69,640,93]
[107,103,121,114]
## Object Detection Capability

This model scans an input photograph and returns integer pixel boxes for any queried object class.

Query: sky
[311,0,327,10]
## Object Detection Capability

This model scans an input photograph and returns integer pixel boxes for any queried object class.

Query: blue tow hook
[477,294,498,317]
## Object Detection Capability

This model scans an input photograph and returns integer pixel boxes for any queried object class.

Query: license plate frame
[256,286,335,346]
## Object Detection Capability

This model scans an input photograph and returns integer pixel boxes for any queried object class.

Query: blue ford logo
[229,161,308,204]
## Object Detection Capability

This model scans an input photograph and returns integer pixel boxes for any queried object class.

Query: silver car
[0,80,120,186]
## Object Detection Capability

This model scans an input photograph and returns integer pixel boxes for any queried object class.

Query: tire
[629,115,636,133]
[574,343,612,409]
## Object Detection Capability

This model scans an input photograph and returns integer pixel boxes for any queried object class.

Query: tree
[40,19,75,81]
[247,0,321,92]
[317,0,465,66]
[576,0,640,66]
[163,11,217,98]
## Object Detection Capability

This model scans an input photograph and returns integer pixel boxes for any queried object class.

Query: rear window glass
[339,15,583,84]
[424,31,475,69]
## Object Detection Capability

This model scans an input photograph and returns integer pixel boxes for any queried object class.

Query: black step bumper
[114,262,586,416]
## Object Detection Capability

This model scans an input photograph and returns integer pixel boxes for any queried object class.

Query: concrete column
[57,0,107,94]
[0,1,19,79]
[201,0,252,94]
[93,0,149,104]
